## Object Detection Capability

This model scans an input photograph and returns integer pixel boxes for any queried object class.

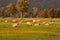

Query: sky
[0,0,60,11]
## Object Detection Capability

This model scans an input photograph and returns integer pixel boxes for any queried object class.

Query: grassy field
[0,18,60,40]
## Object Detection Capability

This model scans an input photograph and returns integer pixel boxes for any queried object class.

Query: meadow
[0,18,60,40]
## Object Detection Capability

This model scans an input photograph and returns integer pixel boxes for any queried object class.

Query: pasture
[0,18,60,40]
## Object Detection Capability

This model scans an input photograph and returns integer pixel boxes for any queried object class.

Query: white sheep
[12,23,18,28]
[12,19,17,23]
[5,20,8,23]
[48,22,54,24]
[34,23,40,26]
[32,19,40,23]
[26,22,32,26]
[36,19,40,22]
[45,23,49,26]
[32,20,36,23]
[42,22,46,24]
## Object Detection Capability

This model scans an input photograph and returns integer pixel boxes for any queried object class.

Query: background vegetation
[0,0,60,18]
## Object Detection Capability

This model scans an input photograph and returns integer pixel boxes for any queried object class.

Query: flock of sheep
[26,19,54,27]
[4,19,54,28]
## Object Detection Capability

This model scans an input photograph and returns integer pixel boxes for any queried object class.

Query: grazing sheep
[48,22,54,24]
[42,22,46,24]
[26,22,32,26]
[45,23,49,26]
[32,19,40,23]
[12,20,17,23]
[36,19,40,22]
[33,20,36,23]
[12,23,18,28]
[5,20,8,23]
[34,23,40,26]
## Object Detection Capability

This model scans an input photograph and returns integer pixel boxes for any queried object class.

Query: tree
[53,8,60,18]
[0,9,1,17]
[0,7,6,17]
[47,8,54,18]
[32,7,38,18]
[6,3,17,17]
[16,0,29,18]
[38,9,48,18]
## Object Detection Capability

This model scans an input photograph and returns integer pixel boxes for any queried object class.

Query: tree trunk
[19,12,22,18]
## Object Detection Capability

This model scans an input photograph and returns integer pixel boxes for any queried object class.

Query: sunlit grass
[0,18,60,40]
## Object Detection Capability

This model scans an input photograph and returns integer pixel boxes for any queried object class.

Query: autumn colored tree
[0,9,1,17]
[6,3,17,17]
[53,8,60,18]
[38,9,48,18]
[16,0,29,18]
[47,8,54,18]
[0,7,6,17]
[32,7,38,18]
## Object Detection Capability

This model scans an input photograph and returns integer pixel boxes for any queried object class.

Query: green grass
[0,33,60,40]
[0,18,60,40]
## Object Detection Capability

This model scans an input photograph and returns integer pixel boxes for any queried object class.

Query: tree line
[0,0,60,18]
